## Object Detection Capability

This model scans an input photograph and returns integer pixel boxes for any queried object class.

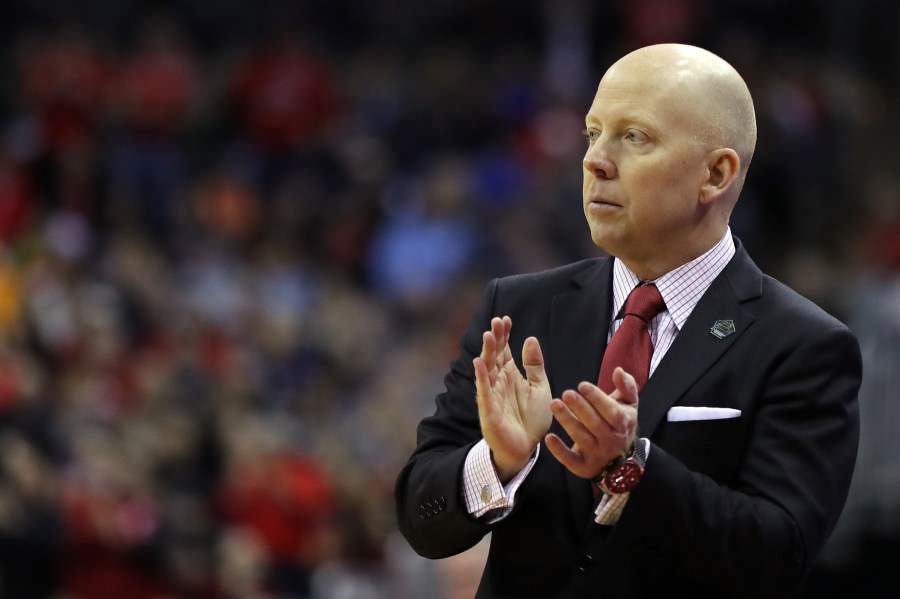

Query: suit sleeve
[394,279,499,559]
[608,323,861,597]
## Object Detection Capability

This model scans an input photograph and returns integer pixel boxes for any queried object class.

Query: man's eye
[583,129,601,143]
[625,130,647,142]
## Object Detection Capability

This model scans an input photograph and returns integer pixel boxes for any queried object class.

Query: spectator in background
[14,26,110,220]
[217,415,338,597]
[0,151,36,244]
[0,431,62,599]
[57,425,166,599]
[228,30,341,195]
[367,156,480,311]
[106,14,199,245]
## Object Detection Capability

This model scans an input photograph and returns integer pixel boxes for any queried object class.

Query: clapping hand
[473,316,552,483]
[545,367,640,479]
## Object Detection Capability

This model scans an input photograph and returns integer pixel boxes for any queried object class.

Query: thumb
[521,337,549,386]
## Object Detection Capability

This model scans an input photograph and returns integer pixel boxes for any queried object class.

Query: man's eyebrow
[586,111,656,130]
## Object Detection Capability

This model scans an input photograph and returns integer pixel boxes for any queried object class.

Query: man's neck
[617,228,730,281]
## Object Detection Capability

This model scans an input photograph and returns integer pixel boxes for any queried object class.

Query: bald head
[582,44,758,276]
[607,44,757,181]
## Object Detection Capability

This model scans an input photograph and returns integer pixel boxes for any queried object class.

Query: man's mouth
[588,196,622,208]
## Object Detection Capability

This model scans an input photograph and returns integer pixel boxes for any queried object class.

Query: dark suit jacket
[395,239,861,598]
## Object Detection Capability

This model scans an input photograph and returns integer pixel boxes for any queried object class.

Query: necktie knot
[622,284,665,323]
[597,283,666,395]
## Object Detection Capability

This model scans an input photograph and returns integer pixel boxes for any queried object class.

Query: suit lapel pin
[710,319,736,339]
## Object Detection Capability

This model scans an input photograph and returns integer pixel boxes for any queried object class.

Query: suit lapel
[637,242,763,437]
[548,258,614,397]
[548,258,614,528]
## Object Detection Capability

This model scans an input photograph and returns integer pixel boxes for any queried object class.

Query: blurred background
[0,0,898,597]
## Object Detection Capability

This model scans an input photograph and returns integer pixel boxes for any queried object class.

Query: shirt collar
[611,229,736,331]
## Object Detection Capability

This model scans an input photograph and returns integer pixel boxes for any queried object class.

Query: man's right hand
[473,316,552,483]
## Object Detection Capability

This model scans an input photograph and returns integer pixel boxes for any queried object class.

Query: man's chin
[588,229,621,257]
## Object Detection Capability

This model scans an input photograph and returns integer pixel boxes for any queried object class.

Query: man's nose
[583,139,617,179]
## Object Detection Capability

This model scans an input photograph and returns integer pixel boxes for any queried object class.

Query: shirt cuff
[462,439,539,521]
[595,492,630,525]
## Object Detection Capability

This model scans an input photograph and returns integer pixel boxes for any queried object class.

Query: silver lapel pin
[710,319,736,339]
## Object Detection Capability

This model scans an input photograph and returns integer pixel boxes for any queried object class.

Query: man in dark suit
[395,43,861,598]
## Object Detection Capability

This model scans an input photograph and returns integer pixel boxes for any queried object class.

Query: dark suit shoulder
[495,257,607,293]
[486,258,610,320]
[724,240,853,338]
[757,274,851,333]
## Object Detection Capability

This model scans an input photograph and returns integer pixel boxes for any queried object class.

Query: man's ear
[699,148,740,205]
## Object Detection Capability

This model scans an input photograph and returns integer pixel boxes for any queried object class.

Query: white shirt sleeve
[462,439,539,521]
[594,492,630,525]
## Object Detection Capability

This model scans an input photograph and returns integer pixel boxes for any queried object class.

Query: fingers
[611,367,640,407]
[475,315,514,409]
[551,383,630,434]
[549,383,633,447]
[575,381,635,435]
[544,432,585,472]
[495,316,512,361]
[549,393,603,451]
[491,316,511,350]
[546,378,639,475]
[480,316,512,370]
[473,356,493,417]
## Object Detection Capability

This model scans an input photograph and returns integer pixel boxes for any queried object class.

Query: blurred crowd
[0,0,898,597]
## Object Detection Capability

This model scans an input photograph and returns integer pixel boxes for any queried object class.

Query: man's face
[582,61,710,273]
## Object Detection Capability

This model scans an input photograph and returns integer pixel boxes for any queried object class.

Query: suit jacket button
[577,554,594,573]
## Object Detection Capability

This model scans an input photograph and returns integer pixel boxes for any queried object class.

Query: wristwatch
[594,438,647,495]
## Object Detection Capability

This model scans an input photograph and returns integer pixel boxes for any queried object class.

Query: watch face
[605,462,643,493]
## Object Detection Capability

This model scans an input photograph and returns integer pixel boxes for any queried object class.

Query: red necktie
[597,284,666,394]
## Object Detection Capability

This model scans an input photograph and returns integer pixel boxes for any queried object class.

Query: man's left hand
[545,367,640,479]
